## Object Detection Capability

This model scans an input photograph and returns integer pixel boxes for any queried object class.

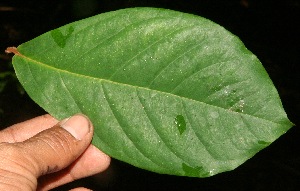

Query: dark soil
[1,0,299,190]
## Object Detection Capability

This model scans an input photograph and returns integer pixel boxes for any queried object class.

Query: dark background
[0,0,299,190]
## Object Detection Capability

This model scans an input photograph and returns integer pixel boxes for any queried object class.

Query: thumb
[7,114,93,178]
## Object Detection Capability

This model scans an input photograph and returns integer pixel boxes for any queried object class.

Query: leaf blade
[12,7,293,177]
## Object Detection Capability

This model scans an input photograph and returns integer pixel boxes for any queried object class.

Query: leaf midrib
[17,53,283,127]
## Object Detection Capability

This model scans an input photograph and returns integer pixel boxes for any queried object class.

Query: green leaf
[11,7,293,177]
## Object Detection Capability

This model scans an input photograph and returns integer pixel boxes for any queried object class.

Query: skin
[0,114,111,191]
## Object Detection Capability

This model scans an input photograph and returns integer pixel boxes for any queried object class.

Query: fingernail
[60,114,91,140]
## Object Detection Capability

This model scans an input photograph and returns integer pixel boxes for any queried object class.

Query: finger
[37,145,111,191]
[0,114,59,143]
[14,114,93,178]
[69,188,92,191]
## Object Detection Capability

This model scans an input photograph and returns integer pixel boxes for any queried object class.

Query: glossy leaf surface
[11,8,293,177]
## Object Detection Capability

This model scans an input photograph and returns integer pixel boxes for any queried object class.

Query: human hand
[0,114,110,191]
